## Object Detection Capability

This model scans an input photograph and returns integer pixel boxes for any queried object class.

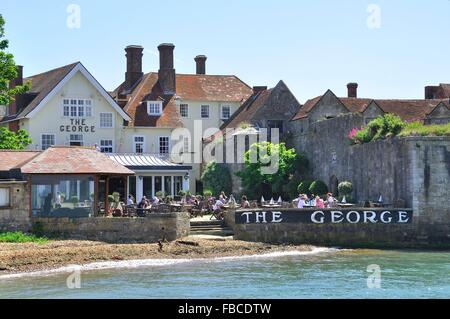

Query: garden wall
[32,212,190,243]
[226,208,449,249]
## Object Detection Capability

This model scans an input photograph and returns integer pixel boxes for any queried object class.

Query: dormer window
[147,101,162,116]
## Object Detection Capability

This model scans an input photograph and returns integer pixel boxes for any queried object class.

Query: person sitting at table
[326,193,337,208]
[213,198,225,213]
[152,195,160,205]
[137,197,149,209]
[127,195,134,206]
[241,195,250,209]
[220,191,228,201]
[218,194,226,204]
[315,196,325,208]
[297,194,307,209]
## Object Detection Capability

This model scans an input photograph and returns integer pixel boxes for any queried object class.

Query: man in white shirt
[127,195,134,205]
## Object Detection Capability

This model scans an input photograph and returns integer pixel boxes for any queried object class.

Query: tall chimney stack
[253,86,267,94]
[194,55,207,75]
[347,83,358,98]
[158,43,176,95]
[124,45,144,91]
[425,86,438,99]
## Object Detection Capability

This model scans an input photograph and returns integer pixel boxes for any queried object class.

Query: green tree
[338,181,353,197]
[236,142,309,199]
[0,14,30,106]
[0,127,32,149]
[309,180,328,196]
[201,161,232,196]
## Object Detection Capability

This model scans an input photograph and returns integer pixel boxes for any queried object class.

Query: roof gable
[24,63,131,121]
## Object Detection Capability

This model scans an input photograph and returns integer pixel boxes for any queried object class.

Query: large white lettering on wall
[236,209,413,225]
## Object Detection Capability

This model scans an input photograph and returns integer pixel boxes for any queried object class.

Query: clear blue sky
[2,0,450,102]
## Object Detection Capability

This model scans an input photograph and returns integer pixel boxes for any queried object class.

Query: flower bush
[348,114,406,145]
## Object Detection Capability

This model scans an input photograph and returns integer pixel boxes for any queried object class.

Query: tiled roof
[292,91,449,122]
[220,88,273,130]
[114,73,252,128]
[121,73,182,128]
[175,74,252,102]
[0,151,40,172]
[19,147,134,175]
[0,63,79,123]
[373,99,448,122]
[108,154,192,171]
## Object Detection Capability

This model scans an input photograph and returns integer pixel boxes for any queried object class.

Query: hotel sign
[235,209,413,225]
[60,119,95,133]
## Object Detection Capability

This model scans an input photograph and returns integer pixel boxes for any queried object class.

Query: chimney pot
[347,82,358,98]
[158,43,176,95]
[253,86,268,94]
[194,55,207,75]
[124,45,144,92]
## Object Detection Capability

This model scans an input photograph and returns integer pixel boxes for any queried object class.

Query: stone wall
[32,212,190,243]
[0,181,30,232]
[226,209,449,249]
[289,115,450,218]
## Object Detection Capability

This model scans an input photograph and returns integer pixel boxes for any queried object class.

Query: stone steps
[190,220,234,236]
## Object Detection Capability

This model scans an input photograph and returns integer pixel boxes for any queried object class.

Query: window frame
[221,105,231,120]
[99,139,114,153]
[201,104,210,119]
[63,99,93,118]
[0,187,11,208]
[159,136,170,155]
[133,136,145,154]
[69,134,84,146]
[41,134,56,151]
[99,112,114,129]
[180,103,189,118]
[147,101,163,116]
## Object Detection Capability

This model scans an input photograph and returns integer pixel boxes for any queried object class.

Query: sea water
[0,249,449,299]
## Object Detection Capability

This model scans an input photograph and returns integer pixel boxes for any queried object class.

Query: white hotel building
[0,43,253,199]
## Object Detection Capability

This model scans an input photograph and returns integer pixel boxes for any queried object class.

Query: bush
[70,196,79,204]
[338,181,353,196]
[203,189,213,197]
[0,232,48,244]
[349,114,406,145]
[155,191,165,198]
[309,180,328,196]
[237,142,309,199]
[201,161,232,197]
[399,122,450,137]
[297,180,313,195]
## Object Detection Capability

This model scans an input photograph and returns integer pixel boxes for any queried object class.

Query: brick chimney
[425,86,439,99]
[347,83,358,98]
[124,45,144,92]
[8,65,23,116]
[194,55,207,75]
[158,43,176,95]
[253,86,267,94]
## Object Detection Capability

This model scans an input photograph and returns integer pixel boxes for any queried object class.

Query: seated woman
[137,198,148,209]
[315,196,325,208]
[241,195,250,209]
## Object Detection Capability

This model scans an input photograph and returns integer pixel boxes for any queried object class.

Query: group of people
[127,194,162,209]
[296,193,337,209]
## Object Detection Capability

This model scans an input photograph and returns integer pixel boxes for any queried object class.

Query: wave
[0,247,339,280]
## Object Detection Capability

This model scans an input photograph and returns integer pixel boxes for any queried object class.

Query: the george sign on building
[235,209,413,225]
